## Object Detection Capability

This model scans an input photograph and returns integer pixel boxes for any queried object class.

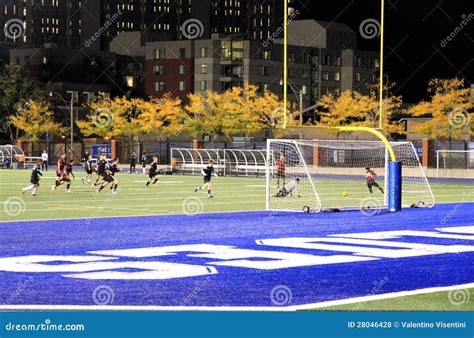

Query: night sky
[300,0,473,102]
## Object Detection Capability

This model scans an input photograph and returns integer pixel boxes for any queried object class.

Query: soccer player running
[146,156,160,187]
[22,161,43,196]
[365,167,384,197]
[82,154,94,184]
[52,160,75,193]
[94,155,107,186]
[55,153,66,184]
[275,178,301,198]
[276,153,286,188]
[97,160,120,194]
[195,160,218,199]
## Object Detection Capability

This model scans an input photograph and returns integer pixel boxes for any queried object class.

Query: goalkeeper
[195,160,218,199]
[275,178,301,198]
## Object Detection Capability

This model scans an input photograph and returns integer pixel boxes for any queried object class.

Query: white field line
[0,283,473,312]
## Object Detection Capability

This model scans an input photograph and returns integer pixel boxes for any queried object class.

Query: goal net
[266,140,435,212]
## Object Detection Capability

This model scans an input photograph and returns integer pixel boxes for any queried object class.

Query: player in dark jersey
[82,154,94,184]
[94,155,107,186]
[365,167,384,197]
[146,156,160,187]
[130,153,137,174]
[22,161,43,196]
[52,160,75,193]
[194,160,218,198]
[97,161,119,194]
[141,153,147,174]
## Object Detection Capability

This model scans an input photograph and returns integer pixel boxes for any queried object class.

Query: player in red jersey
[365,167,384,197]
[276,153,286,188]
[52,160,75,193]
[55,153,66,183]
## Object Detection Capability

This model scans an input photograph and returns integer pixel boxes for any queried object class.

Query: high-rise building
[2,0,297,51]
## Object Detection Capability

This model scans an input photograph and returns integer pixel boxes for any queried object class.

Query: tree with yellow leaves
[317,87,405,135]
[185,83,291,139]
[409,78,473,140]
[10,100,65,141]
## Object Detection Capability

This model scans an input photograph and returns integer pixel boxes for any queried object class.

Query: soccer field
[1,169,473,311]
[1,169,473,222]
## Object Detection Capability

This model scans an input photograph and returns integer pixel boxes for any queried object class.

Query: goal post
[266,139,435,213]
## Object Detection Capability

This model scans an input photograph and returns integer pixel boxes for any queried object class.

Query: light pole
[48,90,78,160]
[280,79,305,139]
[379,0,385,130]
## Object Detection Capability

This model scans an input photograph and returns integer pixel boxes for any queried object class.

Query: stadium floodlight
[266,139,435,213]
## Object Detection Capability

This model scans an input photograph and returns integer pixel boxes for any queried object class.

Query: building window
[335,57,342,66]
[322,55,330,65]
[302,85,308,95]
[125,76,134,88]
[155,49,166,59]
[154,81,165,91]
[179,65,185,74]
[179,48,186,58]
[154,65,165,75]
[322,71,329,81]
[334,88,341,96]
[355,72,361,82]
[263,50,271,60]
[288,68,294,78]
[258,66,268,76]
[200,80,207,91]
[335,72,341,81]
[200,47,207,58]
[302,69,309,79]
[201,64,208,74]
[373,59,380,68]
[179,81,185,91]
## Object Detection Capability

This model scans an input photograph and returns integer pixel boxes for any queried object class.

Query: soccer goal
[266,140,435,213]
[436,150,474,178]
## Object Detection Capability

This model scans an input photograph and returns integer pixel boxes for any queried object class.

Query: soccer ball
[341,191,349,198]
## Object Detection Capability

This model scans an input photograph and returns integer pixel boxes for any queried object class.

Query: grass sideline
[1,168,473,311]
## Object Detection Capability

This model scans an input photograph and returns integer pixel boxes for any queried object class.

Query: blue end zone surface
[0,203,473,308]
